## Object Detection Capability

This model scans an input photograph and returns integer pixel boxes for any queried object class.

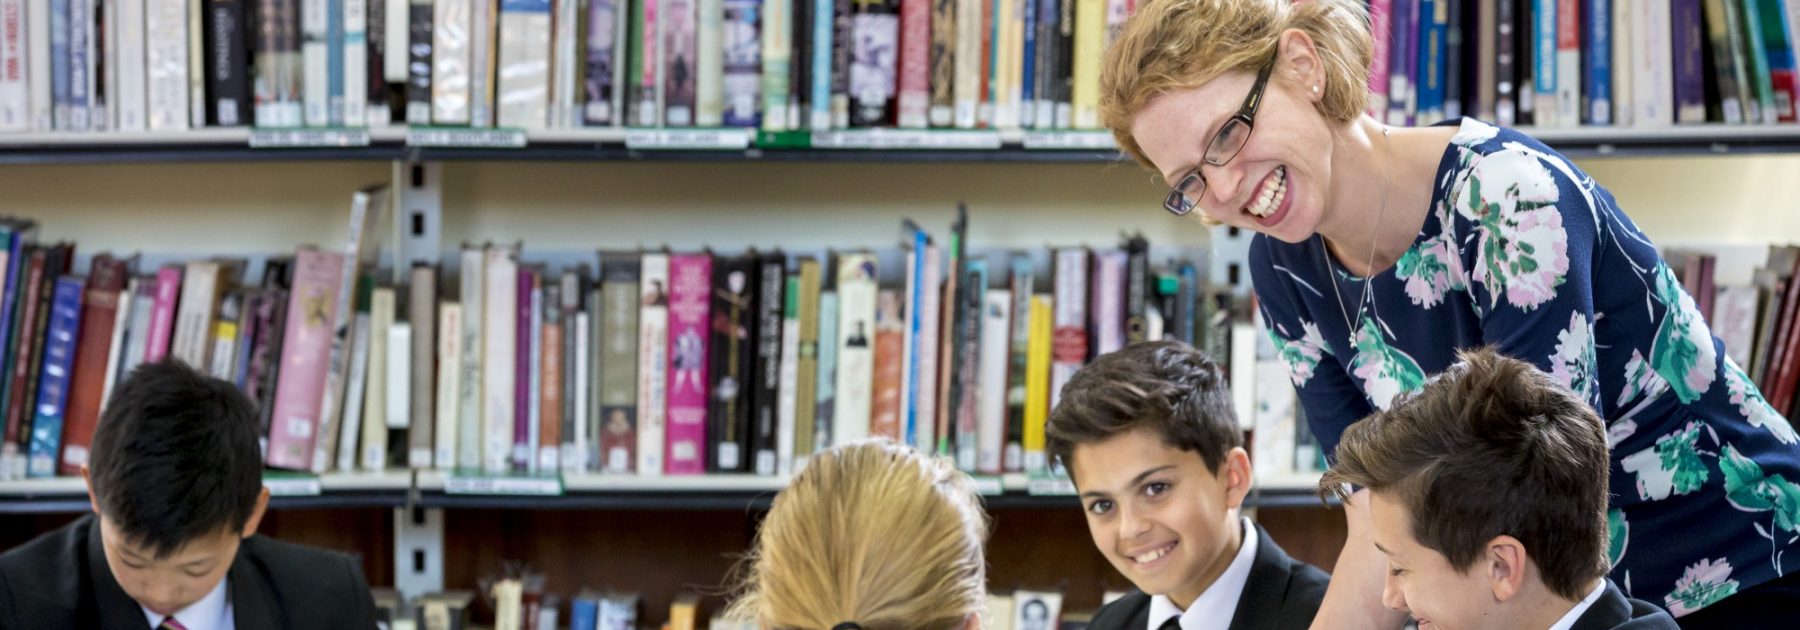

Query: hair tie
[832,623,863,630]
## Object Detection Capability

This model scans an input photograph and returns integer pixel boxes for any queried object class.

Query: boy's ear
[81,465,98,515]
[1222,447,1253,510]
[1485,535,1530,602]
[239,487,271,539]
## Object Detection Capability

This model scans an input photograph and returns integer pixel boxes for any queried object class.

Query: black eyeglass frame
[1162,53,1280,216]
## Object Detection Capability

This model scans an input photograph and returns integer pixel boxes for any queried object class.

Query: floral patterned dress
[1251,118,1800,616]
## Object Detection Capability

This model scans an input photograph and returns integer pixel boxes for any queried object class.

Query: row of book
[0,192,1248,481]
[389,584,1102,630]
[1386,0,1800,128]
[1686,245,1800,420]
[0,0,1144,133]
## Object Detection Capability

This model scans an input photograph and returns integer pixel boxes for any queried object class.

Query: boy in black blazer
[1323,348,1676,630]
[1047,341,1329,630]
[0,360,377,629]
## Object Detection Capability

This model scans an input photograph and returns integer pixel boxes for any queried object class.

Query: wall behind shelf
[11,154,1798,269]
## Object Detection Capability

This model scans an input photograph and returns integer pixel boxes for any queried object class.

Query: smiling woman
[1098,1,1800,628]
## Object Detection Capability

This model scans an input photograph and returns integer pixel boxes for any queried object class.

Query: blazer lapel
[85,517,155,629]
[230,541,282,630]
[1227,524,1289,630]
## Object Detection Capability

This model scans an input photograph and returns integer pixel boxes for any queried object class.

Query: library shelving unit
[0,122,1780,621]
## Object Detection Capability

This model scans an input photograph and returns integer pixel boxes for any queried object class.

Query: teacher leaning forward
[1098,0,1800,627]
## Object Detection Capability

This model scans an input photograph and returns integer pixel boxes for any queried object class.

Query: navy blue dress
[1251,118,1800,616]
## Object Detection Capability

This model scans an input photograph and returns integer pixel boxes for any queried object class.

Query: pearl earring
[1311,85,1320,94]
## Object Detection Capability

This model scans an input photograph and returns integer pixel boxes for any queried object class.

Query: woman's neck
[1319,116,1451,278]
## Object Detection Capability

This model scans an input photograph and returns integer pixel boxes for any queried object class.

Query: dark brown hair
[1046,341,1241,477]
[1321,348,1610,600]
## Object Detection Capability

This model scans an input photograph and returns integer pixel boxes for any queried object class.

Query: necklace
[1324,124,1393,345]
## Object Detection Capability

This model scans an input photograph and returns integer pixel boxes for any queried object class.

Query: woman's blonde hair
[1101,0,1374,169]
[727,440,990,629]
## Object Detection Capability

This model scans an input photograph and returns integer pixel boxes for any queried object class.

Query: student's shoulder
[1085,590,1150,630]
[238,535,377,627]
[0,518,89,624]
[239,535,369,596]
[0,516,86,575]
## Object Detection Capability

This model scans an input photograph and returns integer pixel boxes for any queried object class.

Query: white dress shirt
[1546,580,1608,630]
[140,576,234,630]
[1146,517,1260,630]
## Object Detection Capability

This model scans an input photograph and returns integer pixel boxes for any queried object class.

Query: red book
[144,264,184,363]
[664,253,712,474]
[59,254,134,475]
[870,290,904,441]
[2,247,48,471]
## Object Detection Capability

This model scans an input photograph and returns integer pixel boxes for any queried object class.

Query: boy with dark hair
[1322,347,1676,629]
[0,360,378,628]
[1048,341,1329,630]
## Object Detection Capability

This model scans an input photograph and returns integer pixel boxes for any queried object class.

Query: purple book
[515,267,535,471]
[1672,0,1707,123]
[664,253,712,475]
[1387,0,1416,124]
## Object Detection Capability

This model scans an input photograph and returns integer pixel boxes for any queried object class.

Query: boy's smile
[1070,427,1252,610]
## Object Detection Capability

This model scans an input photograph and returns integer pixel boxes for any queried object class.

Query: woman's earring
[1311,85,1320,95]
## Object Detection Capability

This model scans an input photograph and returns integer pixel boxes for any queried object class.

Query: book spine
[807,0,830,129]
[1003,254,1030,471]
[775,275,799,474]
[1068,0,1100,127]
[435,302,461,468]
[1704,0,1747,122]
[266,250,345,471]
[1052,0,1071,127]
[793,260,820,464]
[1050,248,1087,410]
[1089,250,1123,358]
[3,249,49,477]
[928,0,953,126]
[951,259,983,470]
[360,287,394,471]
[1740,0,1777,123]
[24,0,46,129]
[432,0,471,123]
[952,0,978,127]
[50,0,69,128]
[750,254,784,475]
[1674,0,1707,122]
[833,253,876,445]
[145,265,182,363]
[1583,0,1612,124]
[552,0,581,127]
[0,0,24,130]
[1022,293,1050,472]
[976,289,1007,474]
[760,0,789,130]
[896,0,927,127]
[1124,239,1147,345]
[408,266,436,467]
[637,253,669,475]
[455,247,484,469]
[584,0,619,125]
[515,268,535,471]
[696,0,724,125]
[98,283,136,425]
[497,0,552,128]
[662,0,695,125]
[869,290,902,441]
[1367,0,1391,118]
[208,293,243,381]
[26,277,81,478]
[828,0,850,127]
[722,0,761,127]
[539,283,563,472]
[172,262,221,369]
[330,0,349,124]
[664,253,711,474]
[599,257,639,473]
[345,0,370,125]
[915,244,940,451]
[481,246,517,473]
[304,0,329,124]
[707,255,753,472]
[1495,0,1516,124]
[849,0,899,126]
[814,290,838,447]
[208,0,252,125]
[1553,0,1579,125]
[70,0,90,129]
[1415,0,1444,123]
[1018,0,1035,127]
[469,0,494,125]
[335,299,370,472]
[569,306,589,472]
[1759,0,1798,121]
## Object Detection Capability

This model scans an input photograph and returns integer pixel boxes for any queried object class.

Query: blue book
[903,224,928,449]
[1583,0,1612,125]
[68,0,89,129]
[49,0,69,129]
[329,0,346,124]
[569,595,598,630]
[1020,0,1037,127]
[1386,0,1415,124]
[1415,0,1446,123]
[812,0,834,129]
[815,291,838,448]
[27,277,84,478]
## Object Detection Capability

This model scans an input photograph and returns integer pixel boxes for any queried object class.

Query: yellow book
[1023,295,1054,473]
[1072,0,1107,128]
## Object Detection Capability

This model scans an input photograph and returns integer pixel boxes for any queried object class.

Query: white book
[172,262,221,368]
[117,283,156,391]
[834,254,876,445]
[1610,0,1631,127]
[1091,250,1125,356]
[337,311,372,472]
[482,245,518,473]
[0,0,27,130]
[304,0,330,125]
[776,295,800,476]
[361,288,396,471]
[524,279,543,471]
[953,0,981,128]
[25,0,49,129]
[915,244,941,451]
[496,0,551,129]
[433,0,473,123]
[1634,0,1673,128]
[99,285,136,411]
[567,310,590,472]
[148,0,189,129]
[976,290,1008,474]
[637,253,670,476]
[551,0,580,127]
[457,247,485,469]
[469,0,495,126]
[315,185,391,473]
[1251,331,1296,478]
[346,0,370,125]
[1049,248,1087,411]
[435,302,463,469]
[186,0,204,126]
[695,0,723,126]
[759,0,789,130]
[387,323,413,431]
[386,0,410,81]
[1554,15,1580,128]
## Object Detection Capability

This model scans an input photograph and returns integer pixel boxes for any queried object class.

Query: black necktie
[1159,616,1182,630]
